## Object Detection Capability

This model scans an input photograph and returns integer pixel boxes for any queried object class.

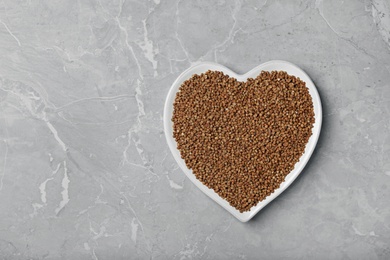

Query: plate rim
[163,60,322,222]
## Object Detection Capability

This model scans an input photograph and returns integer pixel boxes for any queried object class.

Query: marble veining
[0,0,390,259]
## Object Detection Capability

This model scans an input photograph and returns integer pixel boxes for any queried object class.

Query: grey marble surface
[0,0,390,259]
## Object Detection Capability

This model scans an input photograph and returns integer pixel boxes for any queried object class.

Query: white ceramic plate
[164,60,322,222]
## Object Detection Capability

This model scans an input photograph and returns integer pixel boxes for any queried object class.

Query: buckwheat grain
[172,70,315,212]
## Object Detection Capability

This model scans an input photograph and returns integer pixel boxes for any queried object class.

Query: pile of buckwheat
[172,70,315,212]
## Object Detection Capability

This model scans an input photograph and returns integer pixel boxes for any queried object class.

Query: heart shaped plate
[164,60,322,222]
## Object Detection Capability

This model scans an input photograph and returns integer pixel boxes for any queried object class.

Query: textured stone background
[0,0,390,259]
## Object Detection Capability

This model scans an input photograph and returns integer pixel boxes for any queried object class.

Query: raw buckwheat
[172,70,315,212]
